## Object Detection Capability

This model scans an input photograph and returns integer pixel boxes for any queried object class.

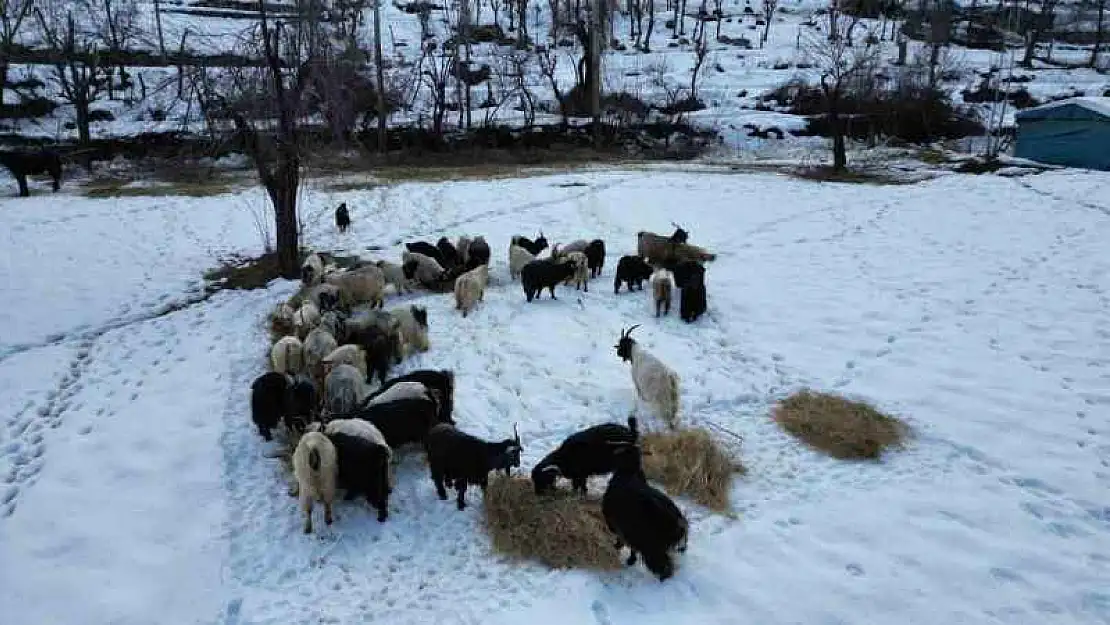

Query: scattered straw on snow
[773,389,909,460]
[482,474,621,571]
[641,427,742,513]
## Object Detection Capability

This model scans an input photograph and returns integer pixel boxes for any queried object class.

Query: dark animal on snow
[664,260,705,289]
[285,375,318,434]
[602,444,688,581]
[250,371,291,441]
[0,150,62,197]
[326,431,391,522]
[345,324,398,385]
[510,232,549,256]
[585,239,606,278]
[424,423,522,510]
[531,417,640,495]
[669,223,689,244]
[436,237,461,269]
[464,235,491,271]
[353,394,446,449]
[614,256,654,294]
[335,202,351,233]
[680,275,707,323]
[405,241,446,265]
[363,369,455,425]
[520,258,578,302]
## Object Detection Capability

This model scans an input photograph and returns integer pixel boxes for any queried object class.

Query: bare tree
[0,0,33,109]
[761,0,779,46]
[1093,0,1106,68]
[206,0,333,278]
[805,23,881,170]
[689,13,709,98]
[85,0,143,100]
[537,46,570,123]
[1021,0,1058,67]
[35,2,109,146]
[925,0,952,85]
[420,41,458,134]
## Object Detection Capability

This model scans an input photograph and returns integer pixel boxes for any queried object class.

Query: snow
[2,165,1110,624]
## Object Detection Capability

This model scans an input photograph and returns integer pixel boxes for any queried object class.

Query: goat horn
[626,324,641,335]
[513,422,519,443]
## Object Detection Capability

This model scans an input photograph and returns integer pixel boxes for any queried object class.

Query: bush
[88,109,116,122]
[773,390,909,460]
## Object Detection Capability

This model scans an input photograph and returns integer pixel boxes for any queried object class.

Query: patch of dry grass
[205,252,284,292]
[773,389,909,460]
[641,427,743,512]
[83,176,238,198]
[482,474,622,571]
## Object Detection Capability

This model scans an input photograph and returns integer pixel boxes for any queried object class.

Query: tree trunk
[644,0,655,50]
[0,62,8,115]
[1091,0,1105,68]
[271,158,301,278]
[831,110,846,171]
[374,0,387,152]
[591,0,601,146]
[75,89,91,146]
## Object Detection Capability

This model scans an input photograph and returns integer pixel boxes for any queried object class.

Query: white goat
[291,430,338,534]
[615,325,680,429]
[301,253,325,287]
[562,250,590,291]
[293,301,321,338]
[322,344,368,380]
[389,305,430,355]
[454,263,489,318]
[271,335,305,375]
[552,239,589,259]
[651,268,674,317]
[324,363,368,415]
[363,381,433,408]
[303,327,339,380]
[508,243,535,279]
[375,260,412,294]
[401,251,446,284]
[327,266,386,309]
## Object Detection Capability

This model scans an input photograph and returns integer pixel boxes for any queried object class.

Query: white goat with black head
[615,325,680,429]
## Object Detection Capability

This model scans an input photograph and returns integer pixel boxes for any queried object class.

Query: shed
[1013,97,1110,171]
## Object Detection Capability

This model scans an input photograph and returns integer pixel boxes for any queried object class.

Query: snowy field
[1,165,1110,625]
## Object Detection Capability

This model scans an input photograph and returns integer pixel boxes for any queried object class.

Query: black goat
[665,259,705,289]
[464,236,491,271]
[602,445,688,581]
[346,324,398,385]
[250,372,290,441]
[614,256,654,294]
[425,423,522,510]
[363,369,455,424]
[335,202,350,233]
[326,431,391,522]
[531,417,640,495]
[669,223,689,245]
[354,394,446,449]
[585,239,606,278]
[521,258,578,302]
[405,241,446,265]
[285,375,318,434]
[511,232,549,256]
[0,150,62,197]
[680,274,707,323]
[436,237,461,269]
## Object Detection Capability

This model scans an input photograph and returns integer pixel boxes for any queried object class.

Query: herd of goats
[250,205,718,581]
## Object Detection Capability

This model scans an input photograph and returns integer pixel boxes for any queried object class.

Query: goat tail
[308,447,321,471]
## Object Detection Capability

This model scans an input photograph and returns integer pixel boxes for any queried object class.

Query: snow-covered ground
[2,165,1109,625]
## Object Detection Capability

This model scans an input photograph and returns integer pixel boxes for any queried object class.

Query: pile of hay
[773,389,909,460]
[482,474,622,571]
[641,427,742,513]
